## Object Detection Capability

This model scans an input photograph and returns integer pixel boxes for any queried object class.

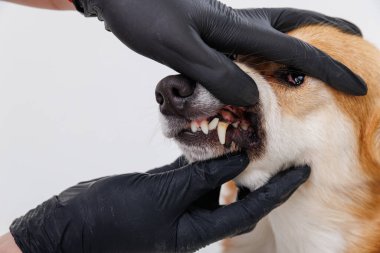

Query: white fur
[224,218,276,253]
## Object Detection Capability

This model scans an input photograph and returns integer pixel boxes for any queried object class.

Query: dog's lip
[177,124,259,149]
[163,106,223,138]
[171,106,261,150]
[180,105,249,129]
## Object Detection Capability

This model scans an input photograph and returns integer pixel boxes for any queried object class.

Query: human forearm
[0,233,22,253]
[2,0,75,10]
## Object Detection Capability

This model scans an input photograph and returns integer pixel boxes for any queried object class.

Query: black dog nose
[155,75,196,116]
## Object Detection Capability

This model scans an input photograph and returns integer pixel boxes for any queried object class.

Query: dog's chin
[177,141,274,191]
[176,140,239,163]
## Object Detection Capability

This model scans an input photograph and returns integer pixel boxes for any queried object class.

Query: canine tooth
[232,122,240,128]
[191,121,198,133]
[208,118,219,130]
[217,122,229,145]
[200,120,209,134]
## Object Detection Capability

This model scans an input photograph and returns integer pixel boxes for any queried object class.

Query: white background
[0,0,379,252]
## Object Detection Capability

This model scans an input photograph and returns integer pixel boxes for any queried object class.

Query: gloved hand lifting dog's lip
[72,0,367,106]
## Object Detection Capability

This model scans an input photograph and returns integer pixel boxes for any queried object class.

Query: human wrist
[9,196,77,253]
[0,233,22,253]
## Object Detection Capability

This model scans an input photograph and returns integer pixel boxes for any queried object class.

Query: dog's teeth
[217,122,229,145]
[191,121,199,133]
[208,118,219,130]
[200,120,209,135]
[232,121,240,128]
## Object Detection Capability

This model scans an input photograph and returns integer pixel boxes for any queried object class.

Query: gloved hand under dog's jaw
[10,153,311,253]
[71,0,367,106]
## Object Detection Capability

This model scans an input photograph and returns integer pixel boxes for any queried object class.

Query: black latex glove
[10,154,310,253]
[71,0,366,106]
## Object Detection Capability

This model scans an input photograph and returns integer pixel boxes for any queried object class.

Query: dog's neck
[268,158,364,253]
[236,104,373,253]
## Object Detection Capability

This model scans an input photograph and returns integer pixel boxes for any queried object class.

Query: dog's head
[156,25,380,190]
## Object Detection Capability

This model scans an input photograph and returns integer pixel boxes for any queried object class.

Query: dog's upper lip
[174,105,247,134]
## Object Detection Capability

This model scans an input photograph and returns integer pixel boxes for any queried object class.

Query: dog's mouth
[174,105,261,151]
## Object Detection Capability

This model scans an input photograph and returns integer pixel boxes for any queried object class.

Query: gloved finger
[166,153,249,210]
[203,9,366,96]
[147,156,188,174]
[262,8,362,36]
[258,30,367,95]
[237,186,251,201]
[222,24,366,95]
[193,186,221,211]
[189,165,311,242]
[159,31,259,106]
[264,8,367,95]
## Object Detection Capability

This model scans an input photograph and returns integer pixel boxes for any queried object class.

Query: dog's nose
[155,74,196,116]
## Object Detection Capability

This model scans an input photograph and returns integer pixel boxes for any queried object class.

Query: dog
[155,23,380,253]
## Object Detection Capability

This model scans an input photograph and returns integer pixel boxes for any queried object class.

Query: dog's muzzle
[155,74,263,154]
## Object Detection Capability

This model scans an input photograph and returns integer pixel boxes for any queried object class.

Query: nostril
[155,92,164,105]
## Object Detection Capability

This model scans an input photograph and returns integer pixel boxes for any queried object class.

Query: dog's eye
[276,68,305,87]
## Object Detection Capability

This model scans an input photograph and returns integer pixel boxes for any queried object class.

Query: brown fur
[288,26,380,253]
[226,25,380,253]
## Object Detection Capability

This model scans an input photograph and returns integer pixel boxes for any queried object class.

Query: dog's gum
[220,110,235,122]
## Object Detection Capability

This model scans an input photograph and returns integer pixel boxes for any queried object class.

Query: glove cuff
[71,0,85,15]
[71,0,97,17]
[10,197,72,253]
